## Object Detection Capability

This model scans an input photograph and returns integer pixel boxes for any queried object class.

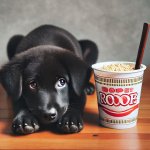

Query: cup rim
[92,61,146,74]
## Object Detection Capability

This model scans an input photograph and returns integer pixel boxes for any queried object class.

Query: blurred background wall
[0,0,150,66]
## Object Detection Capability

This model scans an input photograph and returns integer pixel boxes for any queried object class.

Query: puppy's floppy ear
[58,51,91,96]
[0,60,22,101]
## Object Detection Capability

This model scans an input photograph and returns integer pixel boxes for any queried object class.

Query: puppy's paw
[57,109,83,133]
[12,111,40,135]
[85,82,95,95]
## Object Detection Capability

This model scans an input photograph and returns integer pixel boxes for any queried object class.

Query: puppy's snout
[43,108,57,121]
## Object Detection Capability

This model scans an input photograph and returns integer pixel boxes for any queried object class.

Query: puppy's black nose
[43,108,57,121]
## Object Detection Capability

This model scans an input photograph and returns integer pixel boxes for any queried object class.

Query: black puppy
[0,25,98,135]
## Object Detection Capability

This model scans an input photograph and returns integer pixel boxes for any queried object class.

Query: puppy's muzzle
[43,108,57,121]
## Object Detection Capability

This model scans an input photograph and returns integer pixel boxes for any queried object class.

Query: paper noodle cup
[92,61,146,129]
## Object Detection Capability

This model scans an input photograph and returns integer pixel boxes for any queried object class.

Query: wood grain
[0,67,150,150]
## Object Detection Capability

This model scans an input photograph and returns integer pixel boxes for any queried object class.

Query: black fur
[0,25,98,135]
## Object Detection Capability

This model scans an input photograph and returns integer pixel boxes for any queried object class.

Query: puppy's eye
[55,78,66,88]
[28,81,38,90]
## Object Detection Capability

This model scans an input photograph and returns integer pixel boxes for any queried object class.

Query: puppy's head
[0,46,90,124]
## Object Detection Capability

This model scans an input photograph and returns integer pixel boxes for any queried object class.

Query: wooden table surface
[0,66,150,150]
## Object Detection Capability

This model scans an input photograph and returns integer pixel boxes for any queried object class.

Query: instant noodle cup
[92,61,146,129]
